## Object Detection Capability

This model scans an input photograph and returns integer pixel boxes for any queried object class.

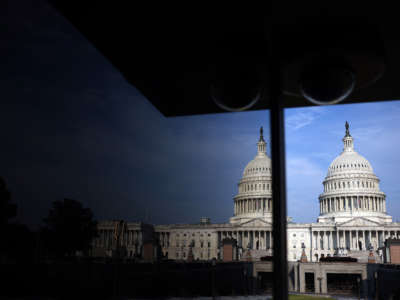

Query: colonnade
[234,198,272,215]
[320,195,386,214]
[157,232,170,247]
[312,229,400,251]
[218,229,273,250]
[94,229,143,248]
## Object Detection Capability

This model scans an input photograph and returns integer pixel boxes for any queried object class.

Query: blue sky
[1,0,400,228]
[285,103,400,223]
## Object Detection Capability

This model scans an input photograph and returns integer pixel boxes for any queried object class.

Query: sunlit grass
[288,295,335,300]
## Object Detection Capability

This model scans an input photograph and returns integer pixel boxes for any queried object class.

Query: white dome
[327,151,373,177]
[243,153,272,178]
[230,127,273,225]
[318,122,391,224]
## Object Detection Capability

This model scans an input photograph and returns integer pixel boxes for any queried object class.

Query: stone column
[299,267,306,293]
[349,230,353,250]
[344,230,347,249]
[325,231,328,250]
[294,263,298,292]
[363,231,366,250]
[336,230,339,249]
[368,230,372,249]
[270,231,273,249]
[321,231,325,250]
[356,230,359,250]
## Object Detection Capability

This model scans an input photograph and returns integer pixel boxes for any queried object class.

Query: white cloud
[285,107,324,131]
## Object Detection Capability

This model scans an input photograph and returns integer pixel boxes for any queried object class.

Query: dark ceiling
[47,3,400,116]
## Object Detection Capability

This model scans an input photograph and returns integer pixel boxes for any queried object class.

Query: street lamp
[374,272,379,300]
[357,276,361,300]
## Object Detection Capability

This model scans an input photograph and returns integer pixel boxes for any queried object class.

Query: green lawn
[288,295,335,300]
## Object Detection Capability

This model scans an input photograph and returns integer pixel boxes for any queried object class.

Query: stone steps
[347,250,383,263]
[241,249,273,261]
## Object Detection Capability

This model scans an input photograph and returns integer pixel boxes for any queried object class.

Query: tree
[0,177,17,259]
[0,177,35,263]
[42,198,98,258]
[0,176,16,227]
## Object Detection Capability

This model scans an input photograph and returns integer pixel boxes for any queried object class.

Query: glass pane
[0,3,273,294]
[285,101,400,295]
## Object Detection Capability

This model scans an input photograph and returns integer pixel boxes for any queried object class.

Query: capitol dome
[318,122,392,224]
[230,127,273,224]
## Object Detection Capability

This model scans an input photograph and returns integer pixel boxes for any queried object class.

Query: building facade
[92,123,400,262]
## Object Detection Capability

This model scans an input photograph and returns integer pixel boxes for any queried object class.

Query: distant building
[92,123,400,262]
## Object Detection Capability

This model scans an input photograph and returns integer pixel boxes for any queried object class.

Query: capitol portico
[93,123,400,263]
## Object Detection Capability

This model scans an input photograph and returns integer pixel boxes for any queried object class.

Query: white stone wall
[160,227,218,260]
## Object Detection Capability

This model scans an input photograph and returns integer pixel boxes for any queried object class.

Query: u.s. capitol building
[93,123,400,262]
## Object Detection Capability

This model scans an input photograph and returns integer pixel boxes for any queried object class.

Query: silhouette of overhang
[47,5,400,299]
[47,3,400,116]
